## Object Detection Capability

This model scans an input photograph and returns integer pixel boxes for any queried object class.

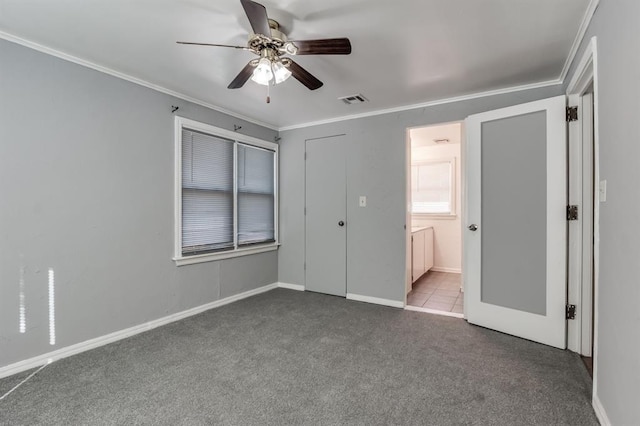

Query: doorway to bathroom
[405,122,464,317]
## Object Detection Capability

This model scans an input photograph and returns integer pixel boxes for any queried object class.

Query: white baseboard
[276,282,305,291]
[404,305,464,318]
[346,293,404,308]
[0,282,279,379]
[592,393,611,426]
[430,267,462,274]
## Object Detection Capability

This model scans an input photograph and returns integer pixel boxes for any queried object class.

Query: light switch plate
[599,180,607,202]
[359,196,367,207]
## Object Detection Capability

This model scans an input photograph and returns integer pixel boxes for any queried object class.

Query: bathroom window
[411,158,455,216]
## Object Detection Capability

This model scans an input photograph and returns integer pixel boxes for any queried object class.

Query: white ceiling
[0,0,592,129]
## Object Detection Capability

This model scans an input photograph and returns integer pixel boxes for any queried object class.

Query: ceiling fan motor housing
[248,20,295,57]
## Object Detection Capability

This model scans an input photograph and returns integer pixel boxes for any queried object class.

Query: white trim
[276,282,305,291]
[558,0,600,82]
[0,29,569,134]
[566,38,598,95]
[174,244,279,266]
[404,305,463,318]
[0,363,49,401]
[0,31,278,131]
[174,117,279,265]
[1,8,598,136]
[279,80,562,131]
[0,283,279,379]
[346,293,404,309]
[405,129,413,296]
[566,39,597,355]
[565,37,601,402]
[592,394,611,426]
[177,117,279,151]
[430,267,462,274]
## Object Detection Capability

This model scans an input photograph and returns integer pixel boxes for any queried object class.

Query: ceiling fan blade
[286,60,323,90]
[240,0,271,37]
[228,62,257,89]
[177,41,248,50]
[290,38,352,55]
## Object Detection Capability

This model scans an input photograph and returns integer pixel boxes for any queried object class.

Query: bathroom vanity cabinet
[411,226,434,283]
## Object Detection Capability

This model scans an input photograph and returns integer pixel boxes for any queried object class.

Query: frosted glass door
[464,96,567,349]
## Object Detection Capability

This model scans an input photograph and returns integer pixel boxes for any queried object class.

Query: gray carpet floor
[0,288,598,425]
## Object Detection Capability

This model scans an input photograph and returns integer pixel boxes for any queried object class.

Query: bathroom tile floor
[407,271,463,313]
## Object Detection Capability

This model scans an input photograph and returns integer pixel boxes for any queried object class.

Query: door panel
[305,136,346,296]
[480,111,547,315]
[464,96,567,349]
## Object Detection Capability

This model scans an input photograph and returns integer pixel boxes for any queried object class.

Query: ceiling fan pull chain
[266,82,271,104]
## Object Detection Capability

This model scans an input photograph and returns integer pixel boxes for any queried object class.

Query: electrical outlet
[359,196,367,207]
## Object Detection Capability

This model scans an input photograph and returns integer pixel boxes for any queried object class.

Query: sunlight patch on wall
[48,268,56,346]
[19,266,26,334]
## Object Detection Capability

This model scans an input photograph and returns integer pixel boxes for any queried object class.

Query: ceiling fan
[177,0,352,93]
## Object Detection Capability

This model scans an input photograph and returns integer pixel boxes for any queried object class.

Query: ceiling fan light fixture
[272,60,292,84]
[282,41,298,55]
[251,57,273,85]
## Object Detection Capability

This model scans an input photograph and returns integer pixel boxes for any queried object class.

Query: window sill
[174,243,279,266]
[412,213,458,220]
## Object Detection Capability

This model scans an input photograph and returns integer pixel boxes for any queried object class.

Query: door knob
[468,224,478,231]
[338,221,345,227]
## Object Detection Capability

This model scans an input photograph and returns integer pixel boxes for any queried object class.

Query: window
[175,117,278,265]
[411,158,455,215]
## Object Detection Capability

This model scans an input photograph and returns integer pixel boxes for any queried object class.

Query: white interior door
[305,136,347,296]
[464,96,567,349]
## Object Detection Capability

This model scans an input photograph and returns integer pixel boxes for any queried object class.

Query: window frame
[411,157,457,219]
[174,117,279,266]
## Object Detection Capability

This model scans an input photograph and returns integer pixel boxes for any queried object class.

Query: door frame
[404,121,465,310]
[566,36,600,381]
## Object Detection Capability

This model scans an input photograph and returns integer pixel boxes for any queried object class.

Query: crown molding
[558,0,600,83]
[2,0,597,135]
[278,79,562,131]
[0,31,279,131]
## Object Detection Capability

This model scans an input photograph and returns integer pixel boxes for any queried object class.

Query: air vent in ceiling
[339,94,369,105]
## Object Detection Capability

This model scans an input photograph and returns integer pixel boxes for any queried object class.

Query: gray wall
[564,0,640,423]
[0,39,278,368]
[278,85,562,303]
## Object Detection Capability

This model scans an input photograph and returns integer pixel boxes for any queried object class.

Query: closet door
[305,136,347,296]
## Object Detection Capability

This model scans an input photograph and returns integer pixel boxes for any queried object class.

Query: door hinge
[566,304,577,320]
[304,207,307,215]
[304,152,307,160]
[566,106,578,122]
[304,262,306,271]
[567,205,579,221]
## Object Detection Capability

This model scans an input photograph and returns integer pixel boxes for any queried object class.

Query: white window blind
[178,124,277,259]
[182,129,234,255]
[411,161,453,214]
[237,144,275,246]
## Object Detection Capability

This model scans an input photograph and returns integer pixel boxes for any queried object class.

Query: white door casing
[305,136,347,297]
[566,37,599,357]
[464,96,567,349]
